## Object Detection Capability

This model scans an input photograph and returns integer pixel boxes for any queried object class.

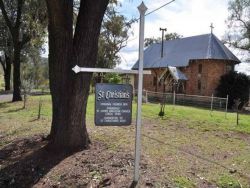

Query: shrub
[216,71,250,109]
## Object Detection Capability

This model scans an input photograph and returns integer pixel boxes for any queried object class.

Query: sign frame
[94,83,133,126]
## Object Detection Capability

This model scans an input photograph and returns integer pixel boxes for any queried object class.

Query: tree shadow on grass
[0,135,72,188]
[29,118,40,122]
[4,107,24,113]
[0,101,11,109]
[0,101,24,113]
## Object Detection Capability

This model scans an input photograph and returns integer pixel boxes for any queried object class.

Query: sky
[116,0,250,75]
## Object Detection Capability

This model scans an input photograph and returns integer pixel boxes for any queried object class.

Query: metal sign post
[133,2,147,184]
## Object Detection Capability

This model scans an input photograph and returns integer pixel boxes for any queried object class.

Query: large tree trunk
[0,53,11,91]
[4,55,11,91]
[12,45,22,102]
[46,0,109,152]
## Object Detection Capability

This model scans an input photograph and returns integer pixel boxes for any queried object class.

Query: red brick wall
[134,59,236,96]
[183,59,235,96]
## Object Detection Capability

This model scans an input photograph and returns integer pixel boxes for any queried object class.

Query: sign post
[133,2,147,184]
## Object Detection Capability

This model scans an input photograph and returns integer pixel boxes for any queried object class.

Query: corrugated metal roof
[132,33,241,69]
[168,66,188,81]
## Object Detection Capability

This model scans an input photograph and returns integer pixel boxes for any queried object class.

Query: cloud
[117,0,250,75]
[235,63,250,75]
[150,0,229,37]
[117,51,138,69]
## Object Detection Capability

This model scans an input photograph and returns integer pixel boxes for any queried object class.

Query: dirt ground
[1,132,249,187]
[0,135,157,188]
[0,119,250,187]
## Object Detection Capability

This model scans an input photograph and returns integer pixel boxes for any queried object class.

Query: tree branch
[235,13,249,30]
[15,0,24,30]
[0,0,13,32]
[224,40,249,51]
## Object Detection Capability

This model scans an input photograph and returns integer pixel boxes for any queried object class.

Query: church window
[198,64,202,73]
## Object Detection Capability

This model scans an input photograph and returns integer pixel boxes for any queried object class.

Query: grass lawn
[0,94,250,187]
[0,74,4,91]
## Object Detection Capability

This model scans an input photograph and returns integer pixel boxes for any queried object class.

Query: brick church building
[132,33,240,96]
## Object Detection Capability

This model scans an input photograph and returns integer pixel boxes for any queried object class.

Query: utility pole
[160,28,167,58]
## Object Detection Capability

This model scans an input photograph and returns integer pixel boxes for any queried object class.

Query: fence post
[210,93,214,115]
[145,90,148,103]
[37,97,42,120]
[225,94,229,118]
[173,90,176,109]
[133,89,135,102]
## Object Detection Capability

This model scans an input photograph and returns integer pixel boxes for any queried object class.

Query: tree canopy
[226,0,250,61]
[97,2,131,69]
[0,16,12,90]
[0,0,47,100]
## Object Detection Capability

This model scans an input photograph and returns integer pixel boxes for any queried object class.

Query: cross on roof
[210,23,214,33]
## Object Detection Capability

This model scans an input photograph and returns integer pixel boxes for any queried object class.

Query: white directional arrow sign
[72,65,151,75]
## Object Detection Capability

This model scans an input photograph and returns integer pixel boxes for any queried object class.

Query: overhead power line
[125,0,176,43]
[135,0,176,22]
[120,0,176,63]
[145,0,176,17]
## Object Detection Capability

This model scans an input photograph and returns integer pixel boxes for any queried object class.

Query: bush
[216,71,250,109]
[103,73,121,84]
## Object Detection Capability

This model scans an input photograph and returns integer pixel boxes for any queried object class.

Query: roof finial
[210,23,214,34]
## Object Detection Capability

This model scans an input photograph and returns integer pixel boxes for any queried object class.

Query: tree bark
[0,54,11,91]
[46,0,109,152]
[12,44,22,101]
[4,72,11,91]
[4,55,11,91]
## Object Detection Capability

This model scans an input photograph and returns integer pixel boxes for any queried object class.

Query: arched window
[198,64,202,73]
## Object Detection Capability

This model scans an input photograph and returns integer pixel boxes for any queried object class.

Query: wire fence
[134,90,229,112]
